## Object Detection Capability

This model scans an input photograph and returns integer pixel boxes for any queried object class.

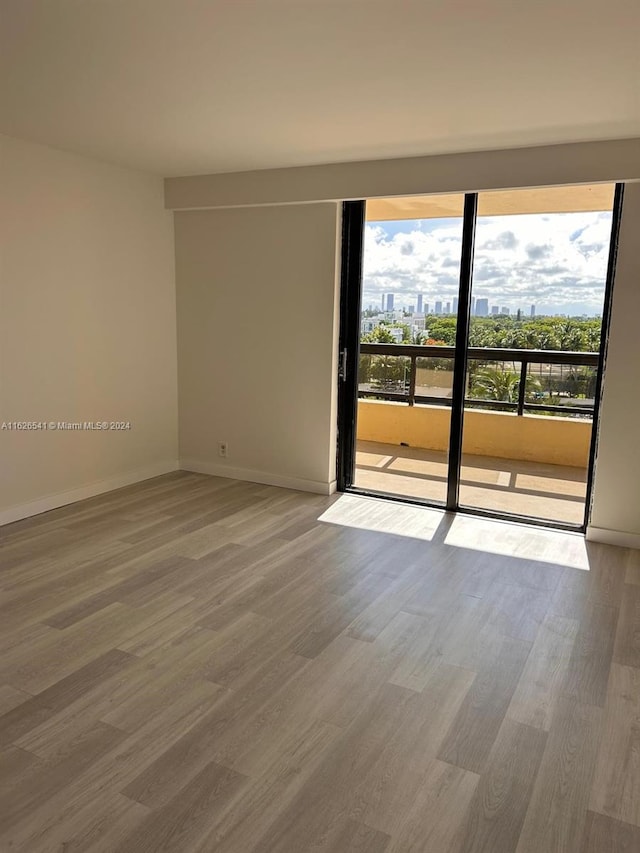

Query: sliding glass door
[337,183,623,530]
[351,194,466,505]
[459,185,620,525]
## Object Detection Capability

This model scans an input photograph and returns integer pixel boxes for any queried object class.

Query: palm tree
[470,367,541,403]
[584,327,601,352]
[536,329,560,351]
[554,320,584,351]
[470,367,521,402]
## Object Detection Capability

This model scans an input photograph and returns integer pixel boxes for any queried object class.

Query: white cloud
[362,211,612,315]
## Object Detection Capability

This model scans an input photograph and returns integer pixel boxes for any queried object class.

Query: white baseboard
[0,460,180,526]
[180,458,335,496]
[586,525,640,550]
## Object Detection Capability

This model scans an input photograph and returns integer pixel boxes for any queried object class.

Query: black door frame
[336,201,365,491]
[446,193,477,510]
[336,185,624,532]
[583,182,624,526]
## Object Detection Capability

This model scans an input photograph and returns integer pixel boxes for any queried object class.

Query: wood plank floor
[1,471,639,852]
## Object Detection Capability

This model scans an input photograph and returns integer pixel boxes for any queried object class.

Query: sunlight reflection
[443,514,590,570]
[319,494,591,570]
[318,494,441,541]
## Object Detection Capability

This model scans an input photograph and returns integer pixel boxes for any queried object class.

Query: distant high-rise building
[501,307,510,315]
[435,300,443,315]
[424,302,429,315]
[386,293,394,311]
[491,306,500,315]
[453,297,459,314]
[530,304,536,317]
[409,304,415,314]
[471,296,476,316]
[445,301,451,314]
[476,298,489,316]
[416,294,423,313]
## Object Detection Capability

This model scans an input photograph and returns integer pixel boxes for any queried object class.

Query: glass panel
[466,359,522,412]
[524,362,596,416]
[459,184,615,525]
[415,355,454,402]
[354,194,464,504]
[358,354,410,398]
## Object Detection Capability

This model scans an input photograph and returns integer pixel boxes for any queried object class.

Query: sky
[362,210,613,317]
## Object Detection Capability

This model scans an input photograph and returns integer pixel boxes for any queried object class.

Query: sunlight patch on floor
[319,493,591,570]
[318,493,442,541]
[443,513,590,570]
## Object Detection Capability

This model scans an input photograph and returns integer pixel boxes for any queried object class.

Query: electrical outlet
[218,441,228,458]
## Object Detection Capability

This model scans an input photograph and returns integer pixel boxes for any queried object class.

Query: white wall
[0,135,178,523]
[588,182,640,545]
[175,203,340,493]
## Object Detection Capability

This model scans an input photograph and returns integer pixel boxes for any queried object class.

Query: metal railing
[358,343,599,417]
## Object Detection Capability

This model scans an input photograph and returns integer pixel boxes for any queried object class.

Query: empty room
[1,2,640,851]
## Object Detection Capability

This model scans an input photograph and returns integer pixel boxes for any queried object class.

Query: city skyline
[373,295,540,317]
[363,210,613,318]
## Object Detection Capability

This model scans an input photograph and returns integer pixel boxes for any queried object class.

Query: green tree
[470,367,541,403]
[470,368,521,402]
[362,314,603,354]
[370,355,409,392]
[553,320,585,351]
[584,324,601,352]
[362,325,396,344]
[425,317,457,345]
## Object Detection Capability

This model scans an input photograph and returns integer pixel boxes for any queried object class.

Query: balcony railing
[359,343,599,417]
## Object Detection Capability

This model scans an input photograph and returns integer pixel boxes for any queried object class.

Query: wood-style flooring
[1,471,639,852]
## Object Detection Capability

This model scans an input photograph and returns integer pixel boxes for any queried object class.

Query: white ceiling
[1,0,639,177]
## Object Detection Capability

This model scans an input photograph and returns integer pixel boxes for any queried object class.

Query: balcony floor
[355,440,587,525]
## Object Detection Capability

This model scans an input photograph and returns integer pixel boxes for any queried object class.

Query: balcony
[355,344,597,525]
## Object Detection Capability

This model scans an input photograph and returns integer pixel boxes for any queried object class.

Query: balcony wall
[357,400,591,468]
